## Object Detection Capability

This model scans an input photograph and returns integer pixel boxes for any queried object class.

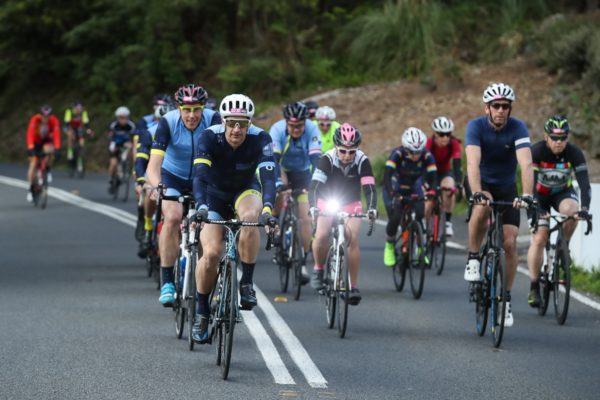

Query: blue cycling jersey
[193,124,277,211]
[465,116,530,186]
[269,119,321,173]
[136,114,154,136]
[135,121,159,182]
[151,108,220,180]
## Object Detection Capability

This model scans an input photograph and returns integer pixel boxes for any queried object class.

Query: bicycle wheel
[553,240,570,325]
[538,246,551,316]
[278,212,291,293]
[337,242,349,338]
[475,253,490,336]
[433,212,447,276]
[408,221,425,300]
[222,260,237,380]
[187,257,197,351]
[174,252,186,339]
[324,247,336,329]
[39,169,49,209]
[120,161,130,202]
[491,251,507,348]
[215,261,226,366]
[293,223,304,301]
[393,235,407,292]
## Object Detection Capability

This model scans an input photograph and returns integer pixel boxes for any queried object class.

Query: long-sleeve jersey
[383,146,437,196]
[27,114,61,150]
[531,140,591,209]
[193,124,277,211]
[134,121,159,183]
[310,149,377,210]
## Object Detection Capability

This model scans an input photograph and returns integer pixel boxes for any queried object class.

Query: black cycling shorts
[161,168,192,198]
[464,179,520,227]
[537,188,578,214]
[205,177,262,221]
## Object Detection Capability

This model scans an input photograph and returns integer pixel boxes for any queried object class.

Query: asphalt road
[1,164,599,400]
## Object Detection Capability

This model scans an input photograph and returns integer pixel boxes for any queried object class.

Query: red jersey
[425,136,461,173]
[27,114,61,150]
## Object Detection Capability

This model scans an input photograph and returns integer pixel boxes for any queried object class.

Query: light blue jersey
[269,119,321,173]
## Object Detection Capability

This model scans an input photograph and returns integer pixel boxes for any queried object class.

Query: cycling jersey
[108,120,136,146]
[317,121,341,153]
[136,114,154,136]
[134,121,159,183]
[193,124,276,213]
[63,108,90,131]
[27,114,61,150]
[425,136,462,182]
[310,149,376,210]
[383,146,437,197]
[531,140,591,209]
[269,119,321,173]
[465,116,530,185]
[151,108,220,180]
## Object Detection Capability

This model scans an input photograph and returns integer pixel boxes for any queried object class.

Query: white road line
[253,288,328,388]
[0,175,301,385]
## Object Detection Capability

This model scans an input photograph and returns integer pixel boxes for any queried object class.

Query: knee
[202,247,221,267]
[503,235,517,254]
[238,208,259,222]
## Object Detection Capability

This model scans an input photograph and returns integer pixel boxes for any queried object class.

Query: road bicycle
[110,144,132,202]
[538,213,592,325]
[319,200,374,338]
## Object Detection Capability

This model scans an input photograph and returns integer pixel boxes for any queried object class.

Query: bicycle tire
[324,247,336,329]
[491,251,507,348]
[553,238,570,325]
[475,254,491,336]
[408,221,425,300]
[337,242,349,338]
[222,260,237,380]
[293,223,304,301]
[215,260,225,366]
[187,258,197,351]
[538,246,551,316]
[278,210,291,293]
[174,250,187,339]
[433,211,447,276]
[393,232,407,292]
[120,160,130,202]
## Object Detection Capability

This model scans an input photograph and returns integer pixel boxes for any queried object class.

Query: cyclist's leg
[556,190,579,240]
[107,143,118,179]
[66,127,74,160]
[311,200,334,289]
[440,174,456,213]
[197,223,223,315]
[493,184,519,293]
[42,143,54,168]
[344,202,363,288]
[27,147,39,186]
[383,190,402,267]
[235,188,262,286]
[464,179,492,254]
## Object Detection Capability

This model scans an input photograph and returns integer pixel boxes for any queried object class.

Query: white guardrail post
[569,182,599,272]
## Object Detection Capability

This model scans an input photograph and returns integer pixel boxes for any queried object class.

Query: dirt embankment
[255,57,600,180]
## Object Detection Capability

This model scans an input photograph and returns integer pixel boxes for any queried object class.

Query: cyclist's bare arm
[516,147,534,195]
[465,145,483,194]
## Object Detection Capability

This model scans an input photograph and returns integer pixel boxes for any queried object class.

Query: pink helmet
[333,122,362,147]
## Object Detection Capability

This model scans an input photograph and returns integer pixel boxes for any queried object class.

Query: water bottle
[180,255,186,288]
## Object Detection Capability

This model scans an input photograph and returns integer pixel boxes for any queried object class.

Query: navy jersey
[383,146,437,195]
[465,116,530,185]
[108,120,136,145]
[193,124,276,211]
[134,121,159,183]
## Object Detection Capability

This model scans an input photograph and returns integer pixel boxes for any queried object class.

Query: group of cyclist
[26,80,592,342]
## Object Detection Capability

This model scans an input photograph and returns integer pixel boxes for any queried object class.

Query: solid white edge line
[254,288,328,389]
[0,174,300,385]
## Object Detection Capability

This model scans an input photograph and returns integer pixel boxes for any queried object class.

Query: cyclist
[270,101,322,284]
[526,115,592,307]
[136,94,173,139]
[107,106,136,194]
[315,106,341,153]
[425,116,463,236]
[383,127,437,268]
[147,83,220,307]
[305,100,319,121]
[63,100,93,163]
[191,94,277,343]
[134,102,176,257]
[26,105,61,202]
[464,82,534,327]
[309,123,378,304]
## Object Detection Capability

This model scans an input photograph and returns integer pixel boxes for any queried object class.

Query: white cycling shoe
[464,258,481,281]
[445,221,454,236]
[503,301,514,327]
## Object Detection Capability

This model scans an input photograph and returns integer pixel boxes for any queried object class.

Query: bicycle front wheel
[293,224,304,301]
[432,212,447,276]
[174,251,185,339]
[408,221,425,300]
[187,258,197,351]
[222,261,237,380]
[40,176,49,209]
[491,251,507,348]
[337,242,349,338]
[553,242,571,325]
[278,212,291,293]
[393,237,407,292]
[538,257,551,317]
[324,247,336,329]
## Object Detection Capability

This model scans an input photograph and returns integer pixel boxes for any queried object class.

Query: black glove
[471,192,489,204]
[577,209,590,220]
[259,212,277,227]
[518,194,535,208]
[195,206,209,222]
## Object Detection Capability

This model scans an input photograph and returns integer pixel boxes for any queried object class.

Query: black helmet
[544,115,570,135]
[305,100,319,118]
[283,101,309,122]
[174,84,208,105]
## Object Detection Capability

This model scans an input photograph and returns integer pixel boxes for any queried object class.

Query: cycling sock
[144,216,153,231]
[240,262,255,285]
[505,291,512,302]
[530,281,539,290]
[196,292,210,317]
[161,266,174,285]
[446,213,452,222]
[468,252,480,261]
[313,264,324,271]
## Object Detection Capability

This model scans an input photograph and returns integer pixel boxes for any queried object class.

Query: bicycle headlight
[326,199,340,213]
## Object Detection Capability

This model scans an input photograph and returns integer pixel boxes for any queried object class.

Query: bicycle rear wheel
[408,221,425,300]
[538,251,551,316]
[324,247,336,329]
[187,257,197,351]
[222,260,237,380]
[337,242,349,338]
[293,225,304,301]
[553,240,570,325]
[491,251,507,348]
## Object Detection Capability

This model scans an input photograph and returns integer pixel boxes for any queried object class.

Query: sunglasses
[338,148,357,155]
[548,134,568,142]
[179,105,204,113]
[225,119,251,128]
[287,122,305,130]
[407,149,423,156]
[490,103,511,110]
[319,122,332,127]
[436,132,451,137]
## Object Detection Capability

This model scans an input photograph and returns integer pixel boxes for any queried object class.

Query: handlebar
[194,217,276,250]
[548,213,593,235]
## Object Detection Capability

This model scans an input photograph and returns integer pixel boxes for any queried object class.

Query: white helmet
[315,106,336,121]
[115,106,130,117]
[401,127,427,152]
[219,94,255,119]
[482,83,515,104]
[431,116,454,133]
[154,103,175,119]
